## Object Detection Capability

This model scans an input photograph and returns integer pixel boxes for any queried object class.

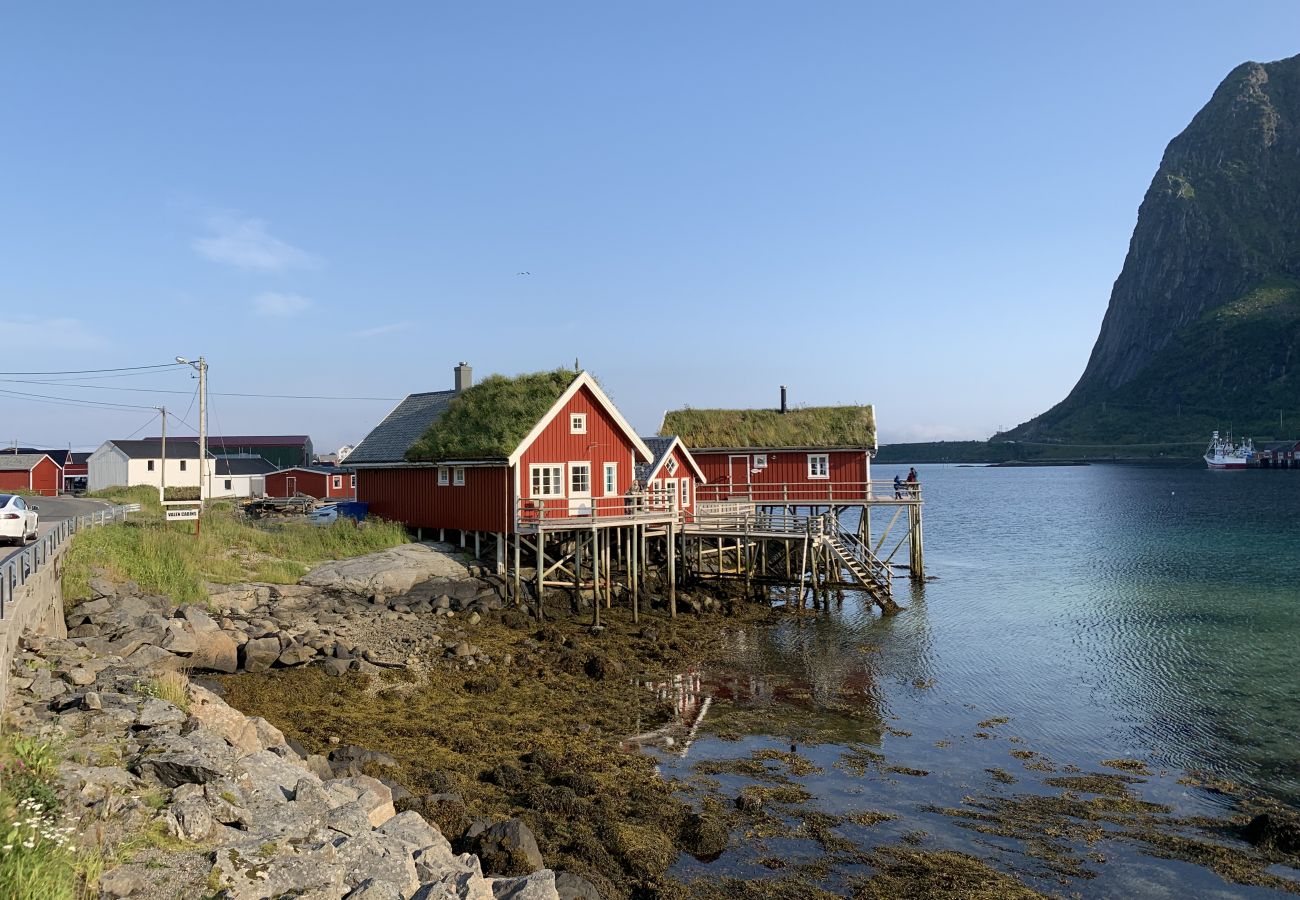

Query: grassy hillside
[66,486,408,605]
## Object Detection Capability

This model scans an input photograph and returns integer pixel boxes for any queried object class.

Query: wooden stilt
[667,522,677,618]
[474,531,480,559]
[631,526,640,624]
[535,532,545,621]
[512,532,521,607]
[591,529,601,626]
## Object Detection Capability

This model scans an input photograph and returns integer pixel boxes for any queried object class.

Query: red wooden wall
[357,466,511,532]
[692,449,869,503]
[0,458,61,496]
[516,384,641,521]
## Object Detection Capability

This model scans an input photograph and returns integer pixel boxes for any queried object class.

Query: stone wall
[0,541,68,714]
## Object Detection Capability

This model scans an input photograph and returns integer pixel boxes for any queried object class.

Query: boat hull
[1205,457,1248,469]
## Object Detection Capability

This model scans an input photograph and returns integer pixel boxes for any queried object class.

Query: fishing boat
[1205,431,1253,469]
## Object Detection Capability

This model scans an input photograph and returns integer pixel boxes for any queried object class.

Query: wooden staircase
[822,527,900,614]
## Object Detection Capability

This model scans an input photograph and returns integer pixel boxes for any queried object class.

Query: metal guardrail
[0,503,140,619]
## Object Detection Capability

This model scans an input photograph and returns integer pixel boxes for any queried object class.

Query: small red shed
[265,467,357,500]
[660,398,876,505]
[0,454,62,496]
[635,436,707,521]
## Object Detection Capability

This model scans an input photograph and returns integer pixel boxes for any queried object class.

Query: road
[0,495,111,567]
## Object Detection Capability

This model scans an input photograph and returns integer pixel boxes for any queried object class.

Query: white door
[568,463,592,516]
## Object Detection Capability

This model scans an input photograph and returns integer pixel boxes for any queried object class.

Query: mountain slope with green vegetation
[1005,53,1300,445]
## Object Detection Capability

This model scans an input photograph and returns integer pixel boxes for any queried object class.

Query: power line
[124,412,161,441]
[0,378,398,402]
[0,387,159,411]
[0,363,178,376]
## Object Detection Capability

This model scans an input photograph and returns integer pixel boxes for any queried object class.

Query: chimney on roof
[454,362,473,394]
[780,385,788,414]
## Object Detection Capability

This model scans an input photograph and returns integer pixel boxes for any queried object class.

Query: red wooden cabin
[635,436,706,522]
[266,467,357,500]
[348,365,656,537]
[661,395,876,505]
[0,454,62,496]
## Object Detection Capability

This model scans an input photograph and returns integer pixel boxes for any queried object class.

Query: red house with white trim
[265,467,357,500]
[348,365,655,538]
[0,454,62,496]
[635,436,706,522]
[660,395,876,505]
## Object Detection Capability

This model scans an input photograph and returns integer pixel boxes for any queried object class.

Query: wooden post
[631,525,640,624]
[512,532,521,607]
[667,522,677,618]
[595,528,603,626]
[575,530,584,606]
[474,531,480,560]
[605,532,613,608]
[535,532,545,621]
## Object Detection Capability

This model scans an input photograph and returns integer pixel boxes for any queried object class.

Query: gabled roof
[272,466,356,476]
[143,435,310,447]
[635,436,707,484]
[69,452,92,466]
[3,448,68,465]
[103,440,214,460]
[504,371,652,466]
[215,457,278,476]
[346,391,458,466]
[0,453,54,472]
[660,404,876,451]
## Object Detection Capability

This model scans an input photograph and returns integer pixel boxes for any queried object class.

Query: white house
[89,440,276,499]
[210,456,276,499]
[88,440,213,493]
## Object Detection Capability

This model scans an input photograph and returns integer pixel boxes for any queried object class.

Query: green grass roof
[406,369,577,461]
[661,405,876,450]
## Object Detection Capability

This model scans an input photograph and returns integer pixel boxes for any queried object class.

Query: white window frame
[753,453,768,469]
[453,466,466,486]
[603,462,617,496]
[807,453,830,480]
[680,478,690,508]
[438,466,449,486]
[350,474,356,488]
[570,413,587,435]
[530,464,564,497]
[665,457,678,476]
[569,461,591,497]
[332,475,342,490]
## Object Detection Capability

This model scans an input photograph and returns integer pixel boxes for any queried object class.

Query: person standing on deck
[894,475,903,499]
[906,467,919,497]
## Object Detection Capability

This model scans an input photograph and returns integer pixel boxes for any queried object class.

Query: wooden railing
[695,480,921,504]
[515,492,682,529]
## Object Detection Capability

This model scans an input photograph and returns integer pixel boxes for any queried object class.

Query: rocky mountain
[1005,53,1300,445]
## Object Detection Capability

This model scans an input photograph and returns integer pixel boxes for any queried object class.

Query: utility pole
[198,356,207,503]
[157,406,167,504]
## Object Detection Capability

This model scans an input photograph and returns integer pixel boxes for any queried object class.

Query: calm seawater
[655,463,1300,897]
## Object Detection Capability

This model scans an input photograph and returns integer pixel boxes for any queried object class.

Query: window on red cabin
[570,463,590,496]
[332,475,342,490]
[808,454,829,479]
[603,462,617,496]
[570,413,587,434]
[530,464,563,497]
[680,478,690,507]
[453,467,465,486]
[665,457,678,476]
[350,475,356,488]
[438,467,449,486]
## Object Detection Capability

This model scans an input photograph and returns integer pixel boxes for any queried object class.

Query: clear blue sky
[3,3,1298,452]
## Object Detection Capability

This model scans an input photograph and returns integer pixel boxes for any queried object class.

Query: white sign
[165,508,201,522]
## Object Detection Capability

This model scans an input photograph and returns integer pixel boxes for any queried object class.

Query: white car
[0,494,39,545]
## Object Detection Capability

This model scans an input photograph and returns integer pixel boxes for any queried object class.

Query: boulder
[489,871,560,900]
[189,629,239,674]
[240,636,281,673]
[187,685,261,755]
[278,642,318,666]
[331,775,395,827]
[65,667,96,686]
[329,745,400,778]
[345,879,404,900]
[211,843,347,899]
[88,577,117,600]
[412,870,494,900]
[553,872,602,900]
[99,867,146,898]
[301,544,470,600]
[332,829,419,896]
[472,818,545,876]
[136,698,186,728]
[159,621,198,655]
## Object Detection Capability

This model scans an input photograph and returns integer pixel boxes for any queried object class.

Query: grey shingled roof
[108,440,212,460]
[0,453,53,472]
[346,391,457,466]
[635,436,677,483]
[215,457,278,476]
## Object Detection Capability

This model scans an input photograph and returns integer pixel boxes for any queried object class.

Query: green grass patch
[406,368,576,461]
[662,405,876,449]
[65,487,407,606]
[0,736,80,900]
